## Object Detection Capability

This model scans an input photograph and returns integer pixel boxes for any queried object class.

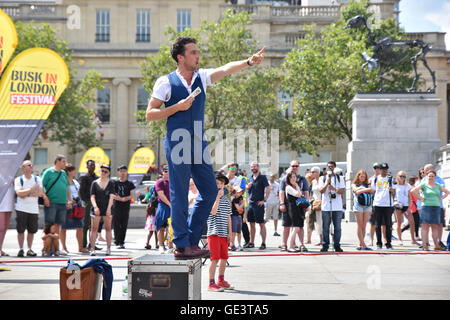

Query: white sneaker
[159,246,166,254]
[106,248,111,256]
[90,249,96,256]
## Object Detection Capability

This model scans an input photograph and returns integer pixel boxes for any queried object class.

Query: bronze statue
[347,15,436,93]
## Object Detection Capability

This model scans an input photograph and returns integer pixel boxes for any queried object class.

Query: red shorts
[207,235,229,260]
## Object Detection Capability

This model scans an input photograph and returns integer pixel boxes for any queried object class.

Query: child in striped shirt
[207,172,233,292]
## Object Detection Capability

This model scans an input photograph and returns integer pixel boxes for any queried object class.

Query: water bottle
[122,275,128,297]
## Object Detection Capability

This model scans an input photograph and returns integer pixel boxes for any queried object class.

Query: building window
[318,150,331,163]
[137,87,149,112]
[136,9,150,42]
[34,148,48,166]
[177,9,191,33]
[97,87,111,124]
[278,90,292,119]
[96,10,110,42]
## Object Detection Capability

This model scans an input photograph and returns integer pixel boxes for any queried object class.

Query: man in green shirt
[42,155,71,236]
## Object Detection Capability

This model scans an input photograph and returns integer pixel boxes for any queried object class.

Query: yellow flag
[0,48,69,120]
[0,9,18,75]
[128,147,155,174]
[78,147,110,176]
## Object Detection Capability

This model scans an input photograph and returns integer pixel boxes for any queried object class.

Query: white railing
[271,5,340,18]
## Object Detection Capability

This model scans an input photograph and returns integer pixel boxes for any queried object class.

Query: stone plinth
[345,93,442,220]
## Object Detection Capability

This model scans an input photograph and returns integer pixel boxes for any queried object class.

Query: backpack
[356,184,373,207]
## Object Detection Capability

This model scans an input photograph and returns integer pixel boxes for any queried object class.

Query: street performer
[146,36,265,259]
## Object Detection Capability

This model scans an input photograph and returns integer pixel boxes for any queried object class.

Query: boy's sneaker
[17,249,24,257]
[208,283,224,292]
[218,280,235,290]
[159,245,166,254]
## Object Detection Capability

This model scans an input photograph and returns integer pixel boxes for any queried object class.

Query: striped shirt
[207,195,231,238]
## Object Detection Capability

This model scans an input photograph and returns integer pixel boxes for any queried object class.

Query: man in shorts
[14,160,44,257]
[246,162,270,250]
[155,165,171,253]
[41,155,71,240]
[265,173,280,236]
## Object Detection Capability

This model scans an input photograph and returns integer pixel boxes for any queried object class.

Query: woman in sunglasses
[393,171,416,246]
[89,164,116,256]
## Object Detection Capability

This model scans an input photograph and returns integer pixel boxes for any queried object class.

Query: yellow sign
[128,147,155,174]
[0,9,18,75]
[78,147,110,176]
[0,48,69,120]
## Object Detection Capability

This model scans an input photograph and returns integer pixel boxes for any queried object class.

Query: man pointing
[146,36,265,259]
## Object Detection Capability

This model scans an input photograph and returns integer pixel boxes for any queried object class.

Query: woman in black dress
[285,171,308,252]
[90,164,115,256]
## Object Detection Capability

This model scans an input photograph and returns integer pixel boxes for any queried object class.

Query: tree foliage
[14,21,104,155]
[281,0,414,154]
[139,10,287,150]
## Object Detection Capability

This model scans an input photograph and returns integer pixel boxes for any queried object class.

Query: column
[113,77,132,168]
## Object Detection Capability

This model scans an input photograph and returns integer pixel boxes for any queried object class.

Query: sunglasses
[101,170,109,174]
[23,164,33,168]
[291,165,299,168]
[399,175,406,178]
[229,167,237,170]
[163,170,168,173]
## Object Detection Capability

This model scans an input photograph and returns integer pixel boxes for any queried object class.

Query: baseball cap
[380,162,389,169]
[117,165,127,171]
[373,162,380,169]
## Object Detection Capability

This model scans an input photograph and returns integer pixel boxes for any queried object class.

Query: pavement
[0,219,450,300]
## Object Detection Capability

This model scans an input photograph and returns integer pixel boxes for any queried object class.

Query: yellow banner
[128,147,155,174]
[0,47,69,120]
[0,9,18,75]
[78,147,110,176]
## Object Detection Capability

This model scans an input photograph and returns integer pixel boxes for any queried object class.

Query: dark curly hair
[171,36,197,63]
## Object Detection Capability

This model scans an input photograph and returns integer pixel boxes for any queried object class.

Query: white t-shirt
[318,175,345,212]
[285,185,301,198]
[267,182,280,205]
[188,190,198,209]
[0,183,15,212]
[152,69,215,102]
[14,175,43,214]
[371,175,394,207]
[69,180,80,200]
[394,184,410,207]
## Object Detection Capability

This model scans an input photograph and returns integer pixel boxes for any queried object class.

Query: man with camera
[319,161,345,252]
[371,162,396,249]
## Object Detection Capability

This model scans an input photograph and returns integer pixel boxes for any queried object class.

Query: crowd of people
[0,155,136,257]
[1,156,449,263]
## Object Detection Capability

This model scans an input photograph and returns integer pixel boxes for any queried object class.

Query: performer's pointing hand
[248,46,266,66]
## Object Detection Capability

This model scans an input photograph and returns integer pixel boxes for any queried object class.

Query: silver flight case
[127,254,202,300]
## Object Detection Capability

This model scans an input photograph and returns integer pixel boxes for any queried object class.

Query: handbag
[295,197,310,209]
[356,184,373,207]
[68,204,85,219]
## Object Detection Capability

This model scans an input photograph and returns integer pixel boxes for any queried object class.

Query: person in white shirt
[371,162,396,250]
[393,171,414,246]
[146,36,265,259]
[319,161,345,252]
[14,160,44,257]
[265,174,280,236]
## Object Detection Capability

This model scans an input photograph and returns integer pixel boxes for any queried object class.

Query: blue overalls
[164,71,218,249]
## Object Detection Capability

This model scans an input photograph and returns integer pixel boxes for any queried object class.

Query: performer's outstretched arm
[210,46,266,84]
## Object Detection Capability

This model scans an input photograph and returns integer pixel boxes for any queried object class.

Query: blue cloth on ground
[66,258,113,300]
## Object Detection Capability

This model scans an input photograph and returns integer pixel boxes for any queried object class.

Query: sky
[399,0,450,50]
